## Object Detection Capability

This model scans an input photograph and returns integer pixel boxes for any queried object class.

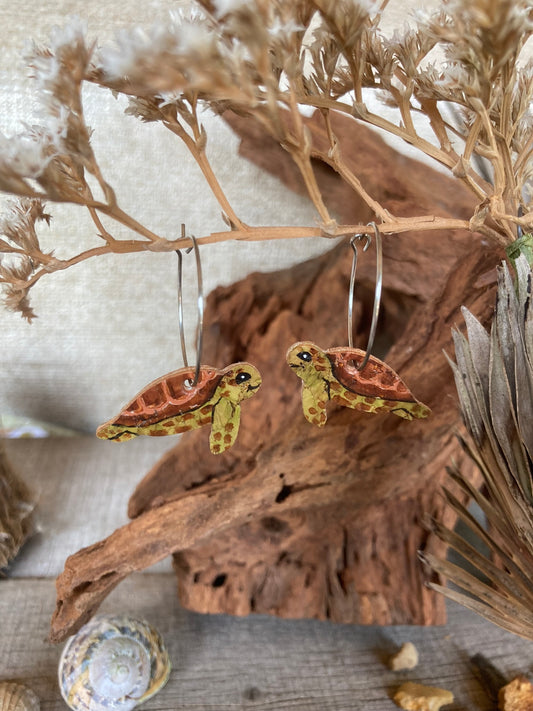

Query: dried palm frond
[0,440,36,570]
[421,254,533,640]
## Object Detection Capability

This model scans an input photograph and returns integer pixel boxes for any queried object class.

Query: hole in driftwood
[261,516,288,533]
[275,484,293,503]
[212,573,227,588]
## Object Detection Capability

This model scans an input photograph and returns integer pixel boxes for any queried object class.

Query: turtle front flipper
[286,342,332,427]
[301,381,328,427]
[209,397,240,454]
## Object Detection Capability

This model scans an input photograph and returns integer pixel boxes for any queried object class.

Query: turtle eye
[297,351,313,362]
[235,371,251,384]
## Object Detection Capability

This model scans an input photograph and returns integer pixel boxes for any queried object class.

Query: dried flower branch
[422,255,533,640]
[0,0,532,317]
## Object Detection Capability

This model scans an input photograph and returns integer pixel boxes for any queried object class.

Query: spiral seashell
[58,614,171,711]
[0,682,40,711]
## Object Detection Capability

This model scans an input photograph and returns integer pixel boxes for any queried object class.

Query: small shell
[0,682,40,711]
[58,615,171,711]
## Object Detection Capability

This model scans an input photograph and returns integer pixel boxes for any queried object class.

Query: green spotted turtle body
[286,341,430,426]
[96,362,261,454]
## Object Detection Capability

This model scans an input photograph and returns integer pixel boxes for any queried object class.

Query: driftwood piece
[51,113,502,642]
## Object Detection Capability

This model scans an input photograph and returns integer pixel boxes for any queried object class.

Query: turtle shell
[326,347,417,402]
[110,365,222,428]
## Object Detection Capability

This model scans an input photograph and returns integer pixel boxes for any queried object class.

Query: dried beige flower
[0,0,531,318]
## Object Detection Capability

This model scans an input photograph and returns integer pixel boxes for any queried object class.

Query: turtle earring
[96,227,262,454]
[286,222,430,427]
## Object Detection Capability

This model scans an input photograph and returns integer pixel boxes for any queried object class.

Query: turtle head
[219,363,262,403]
[286,341,331,384]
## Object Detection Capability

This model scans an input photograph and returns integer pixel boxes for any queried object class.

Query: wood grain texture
[1,574,533,711]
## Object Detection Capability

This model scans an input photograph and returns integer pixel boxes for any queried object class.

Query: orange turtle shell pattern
[106,366,221,430]
[286,341,430,425]
[96,362,262,452]
[326,347,417,402]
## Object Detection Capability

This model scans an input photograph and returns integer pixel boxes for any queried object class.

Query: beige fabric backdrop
[1,0,442,433]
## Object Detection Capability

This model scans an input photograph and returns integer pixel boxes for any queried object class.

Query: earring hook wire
[176,225,204,387]
[348,221,383,371]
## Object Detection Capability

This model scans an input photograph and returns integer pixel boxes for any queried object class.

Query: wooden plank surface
[1,437,533,710]
[2,574,533,711]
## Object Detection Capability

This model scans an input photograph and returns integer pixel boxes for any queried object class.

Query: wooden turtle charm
[96,362,261,454]
[286,341,430,426]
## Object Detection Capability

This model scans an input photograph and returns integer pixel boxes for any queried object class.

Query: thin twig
[494,211,533,231]
[390,83,417,138]
[97,203,166,244]
[395,73,491,198]
[6,242,153,292]
[514,133,533,180]
[88,206,120,245]
[296,94,459,170]
[163,113,247,231]
[476,103,506,195]
[176,216,483,244]
[474,102,516,240]
[282,85,333,227]
[1,213,484,310]
[319,109,392,223]
[89,160,117,208]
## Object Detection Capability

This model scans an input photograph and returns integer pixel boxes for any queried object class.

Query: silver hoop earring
[97,225,262,454]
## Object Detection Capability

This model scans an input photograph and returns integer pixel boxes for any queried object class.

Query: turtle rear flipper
[209,398,241,454]
[96,423,139,442]
[391,401,431,420]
